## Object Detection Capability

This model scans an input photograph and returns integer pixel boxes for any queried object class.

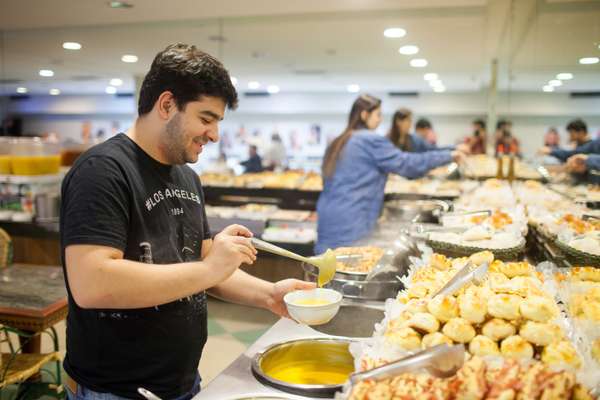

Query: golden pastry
[488,294,522,320]
[500,335,534,360]
[591,338,600,363]
[458,290,487,324]
[442,317,476,343]
[407,282,429,299]
[519,321,563,346]
[427,295,459,323]
[405,298,429,314]
[542,341,582,369]
[422,332,453,348]
[581,299,600,321]
[408,312,440,334]
[430,253,451,271]
[498,262,533,278]
[482,318,517,341]
[469,250,494,266]
[385,327,421,351]
[519,295,558,323]
[571,266,600,282]
[488,272,510,292]
[469,335,500,357]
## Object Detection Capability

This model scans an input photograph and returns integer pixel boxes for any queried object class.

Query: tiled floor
[1,297,278,398]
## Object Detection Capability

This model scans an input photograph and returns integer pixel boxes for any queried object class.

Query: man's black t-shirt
[60,133,211,399]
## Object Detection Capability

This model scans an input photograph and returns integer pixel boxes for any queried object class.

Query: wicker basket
[426,238,526,261]
[554,239,600,267]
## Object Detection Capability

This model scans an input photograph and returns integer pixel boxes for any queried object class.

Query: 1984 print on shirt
[60,133,211,399]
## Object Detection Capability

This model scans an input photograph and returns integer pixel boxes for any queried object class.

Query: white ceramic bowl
[284,288,342,326]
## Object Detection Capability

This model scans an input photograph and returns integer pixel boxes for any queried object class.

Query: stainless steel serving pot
[251,338,355,398]
[384,199,450,223]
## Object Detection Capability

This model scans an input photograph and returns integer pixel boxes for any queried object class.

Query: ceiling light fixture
[424,73,438,81]
[548,79,562,87]
[429,79,444,87]
[542,85,554,92]
[383,28,406,38]
[346,84,360,93]
[267,85,280,94]
[556,73,573,80]
[247,81,260,89]
[433,86,446,93]
[39,69,54,77]
[62,42,82,50]
[121,54,138,63]
[16,87,28,94]
[105,86,117,94]
[49,89,61,95]
[579,57,599,65]
[109,78,123,86]
[399,45,419,55]
[410,58,428,68]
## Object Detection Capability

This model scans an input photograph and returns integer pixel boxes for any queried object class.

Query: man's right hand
[205,224,257,278]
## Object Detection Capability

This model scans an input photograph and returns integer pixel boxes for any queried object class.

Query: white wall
[3,91,600,171]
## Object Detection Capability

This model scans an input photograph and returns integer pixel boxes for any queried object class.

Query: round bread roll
[482,318,516,341]
[408,312,440,334]
[459,290,487,324]
[500,335,534,360]
[469,335,500,357]
[572,266,600,283]
[488,294,522,320]
[407,283,429,299]
[422,332,453,349]
[592,339,600,363]
[430,253,451,271]
[488,272,510,292]
[386,327,421,351]
[519,296,558,323]
[499,262,532,278]
[581,300,600,321]
[504,276,543,297]
[542,341,582,369]
[489,260,505,274]
[442,317,476,343]
[405,298,429,314]
[427,295,459,323]
[519,321,563,346]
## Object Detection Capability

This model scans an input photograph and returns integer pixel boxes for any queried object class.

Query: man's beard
[162,113,190,165]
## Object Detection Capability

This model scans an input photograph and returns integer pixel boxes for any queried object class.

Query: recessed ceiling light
[16,87,28,94]
[429,79,444,87]
[39,69,54,77]
[424,73,438,81]
[231,76,238,85]
[346,84,360,93]
[62,42,82,50]
[109,78,123,86]
[383,28,406,38]
[549,79,562,87]
[49,89,61,95]
[410,58,428,68]
[556,73,573,80]
[105,86,117,94]
[248,81,260,89]
[267,85,280,94]
[433,86,446,93]
[399,45,419,55]
[542,85,554,92]
[121,54,138,63]
[108,1,133,8]
[579,57,599,65]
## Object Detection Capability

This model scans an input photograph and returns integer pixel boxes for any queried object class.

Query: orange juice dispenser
[10,137,61,176]
[0,138,11,174]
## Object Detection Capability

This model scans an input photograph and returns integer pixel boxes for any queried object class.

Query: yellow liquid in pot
[293,298,331,306]
[267,361,351,385]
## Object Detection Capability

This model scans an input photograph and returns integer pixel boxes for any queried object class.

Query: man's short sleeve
[61,156,130,251]
[195,176,212,240]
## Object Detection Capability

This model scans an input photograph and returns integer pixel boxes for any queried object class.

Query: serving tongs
[405,223,468,240]
[250,237,336,286]
[432,260,489,298]
[349,344,465,385]
[582,214,600,222]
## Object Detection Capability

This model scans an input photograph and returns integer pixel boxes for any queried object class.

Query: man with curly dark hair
[60,43,314,400]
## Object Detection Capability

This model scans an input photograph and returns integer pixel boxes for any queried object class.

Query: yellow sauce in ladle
[308,248,336,287]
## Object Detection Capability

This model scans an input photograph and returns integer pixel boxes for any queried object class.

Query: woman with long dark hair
[316,95,463,253]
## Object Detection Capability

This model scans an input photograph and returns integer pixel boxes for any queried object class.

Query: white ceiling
[0,0,599,96]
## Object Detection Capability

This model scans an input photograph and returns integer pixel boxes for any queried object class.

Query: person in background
[316,95,465,254]
[465,119,487,155]
[263,133,287,171]
[495,119,520,157]
[240,145,264,173]
[566,153,600,184]
[544,127,560,149]
[415,118,437,145]
[539,119,598,162]
[387,109,467,153]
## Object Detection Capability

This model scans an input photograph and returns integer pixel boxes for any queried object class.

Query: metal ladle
[250,238,336,287]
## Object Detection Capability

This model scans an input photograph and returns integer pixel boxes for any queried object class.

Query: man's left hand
[266,279,316,318]
[566,154,588,174]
